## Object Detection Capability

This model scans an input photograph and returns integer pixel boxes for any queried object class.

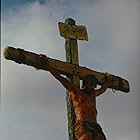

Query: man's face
[86,79,97,89]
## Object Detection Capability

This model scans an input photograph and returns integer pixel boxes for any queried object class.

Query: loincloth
[74,121,106,140]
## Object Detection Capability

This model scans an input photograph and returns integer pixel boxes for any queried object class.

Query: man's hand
[39,54,48,65]
[105,73,117,86]
[105,73,112,81]
[39,54,55,72]
[35,54,48,70]
[96,73,117,96]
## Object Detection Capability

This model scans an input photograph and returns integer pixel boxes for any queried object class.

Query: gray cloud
[1,0,140,140]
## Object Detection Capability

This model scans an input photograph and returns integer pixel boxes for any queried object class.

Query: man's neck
[83,88,95,96]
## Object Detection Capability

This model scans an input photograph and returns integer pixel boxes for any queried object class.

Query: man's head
[82,75,98,89]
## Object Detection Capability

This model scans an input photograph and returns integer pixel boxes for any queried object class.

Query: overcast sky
[1,0,140,140]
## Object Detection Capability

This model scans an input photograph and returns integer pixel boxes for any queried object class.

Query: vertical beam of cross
[65,18,80,140]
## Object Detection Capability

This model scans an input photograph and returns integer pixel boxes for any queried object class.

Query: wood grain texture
[65,18,79,140]
[3,46,130,93]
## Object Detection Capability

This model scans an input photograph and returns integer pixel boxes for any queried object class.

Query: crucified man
[41,55,115,140]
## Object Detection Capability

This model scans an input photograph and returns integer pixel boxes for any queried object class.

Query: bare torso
[70,89,97,123]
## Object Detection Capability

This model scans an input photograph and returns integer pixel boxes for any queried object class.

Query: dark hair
[82,75,98,88]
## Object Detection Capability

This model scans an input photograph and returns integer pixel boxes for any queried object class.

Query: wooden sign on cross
[58,22,88,41]
[3,18,130,140]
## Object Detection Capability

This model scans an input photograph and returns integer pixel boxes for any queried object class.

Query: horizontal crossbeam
[3,46,130,93]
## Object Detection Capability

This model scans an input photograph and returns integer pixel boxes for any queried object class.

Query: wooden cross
[3,18,129,140]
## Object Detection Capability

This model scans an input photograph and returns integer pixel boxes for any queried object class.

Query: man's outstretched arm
[39,54,80,93]
[48,65,80,93]
[95,81,111,97]
[95,74,115,97]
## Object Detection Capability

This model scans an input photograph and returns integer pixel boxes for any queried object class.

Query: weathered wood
[3,18,130,140]
[3,46,130,93]
[58,22,88,41]
[65,18,80,140]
